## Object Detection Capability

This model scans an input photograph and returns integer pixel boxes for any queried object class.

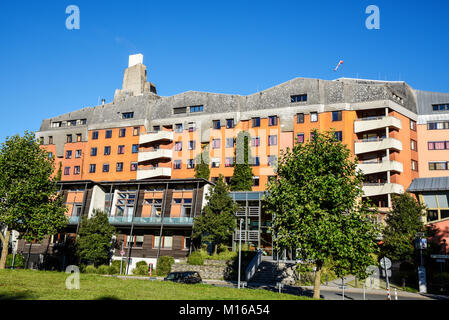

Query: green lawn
[0,270,310,300]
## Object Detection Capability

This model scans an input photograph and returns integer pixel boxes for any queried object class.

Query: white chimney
[128,54,143,68]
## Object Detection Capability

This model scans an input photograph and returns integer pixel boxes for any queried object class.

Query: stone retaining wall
[171,260,232,280]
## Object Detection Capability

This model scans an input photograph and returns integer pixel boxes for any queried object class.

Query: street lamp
[238,218,243,289]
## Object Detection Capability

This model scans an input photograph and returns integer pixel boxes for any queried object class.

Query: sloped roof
[407,177,449,192]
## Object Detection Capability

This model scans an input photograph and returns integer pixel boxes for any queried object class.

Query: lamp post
[238,218,243,289]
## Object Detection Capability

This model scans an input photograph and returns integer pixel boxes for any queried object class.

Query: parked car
[164,271,202,284]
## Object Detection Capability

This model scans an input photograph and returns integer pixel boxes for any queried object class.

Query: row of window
[210,175,276,186]
[173,105,204,115]
[64,162,138,175]
[92,127,140,140]
[429,162,449,171]
[427,121,449,130]
[173,155,278,169]
[296,131,343,143]
[65,144,139,159]
[432,104,449,112]
[428,141,449,150]
[51,119,87,128]
[212,116,278,130]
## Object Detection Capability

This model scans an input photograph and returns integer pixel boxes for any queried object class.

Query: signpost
[415,233,427,294]
[120,248,125,275]
[380,257,392,300]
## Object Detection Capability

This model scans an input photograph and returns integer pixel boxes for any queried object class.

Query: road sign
[436,259,446,263]
[382,269,392,277]
[416,238,427,250]
[431,254,449,259]
[380,257,391,270]
[120,250,125,256]
[418,266,427,293]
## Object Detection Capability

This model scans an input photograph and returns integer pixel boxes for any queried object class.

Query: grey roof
[407,177,449,192]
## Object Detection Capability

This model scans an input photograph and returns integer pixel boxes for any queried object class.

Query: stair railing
[245,249,263,281]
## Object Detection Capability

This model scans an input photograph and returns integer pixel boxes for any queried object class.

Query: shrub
[6,254,25,268]
[132,265,149,276]
[85,265,97,274]
[187,251,204,265]
[155,256,174,276]
[97,265,110,274]
[136,261,148,268]
[110,260,127,275]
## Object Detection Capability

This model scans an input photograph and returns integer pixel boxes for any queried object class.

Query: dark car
[164,271,202,284]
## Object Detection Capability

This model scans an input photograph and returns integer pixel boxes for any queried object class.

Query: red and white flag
[334,60,344,72]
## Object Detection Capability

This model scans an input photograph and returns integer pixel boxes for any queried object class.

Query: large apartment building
[31,54,449,268]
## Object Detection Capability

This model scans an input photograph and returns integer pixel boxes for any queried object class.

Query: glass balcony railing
[108,216,194,225]
[68,216,80,224]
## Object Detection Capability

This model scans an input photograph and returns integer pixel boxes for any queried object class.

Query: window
[92,131,98,140]
[51,122,61,128]
[80,119,87,125]
[116,162,124,172]
[153,126,160,132]
[174,107,187,114]
[75,150,82,158]
[188,141,196,150]
[212,139,221,149]
[310,112,318,122]
[226,119,234,129]
[174,142,182,151]
[39,137,44,145]
[268,135,278,146]
[175,123,183,133]
[90,147,97,156]
[133,127,140,136]
[174,160,182,169]
[105,130,112,139]
[188,122,196,132]
[251,137,260,147]
[310,132,317,141]
[132,144,139,153]
[213,120,221,130]
[154,236,172,249]
[225,157,234,167]
[226,138,235,148]
[64,167,70,175]
[48,152,53,159]
[411,160,418,171]
[297,133,305,144]
[332,111,342,122]
[76,133,82,142]
[48,136,53,144]
[68,120,77,127]
[427,210,439,222]
[119,128,126,137]
[429,162,448,171]
[65,150,72,159]
[427,121,449,130]
[187,159,195,169]
[268,155,277,167]
[89,164,96,173]
[291,94,307,103]
[225,177,232,185]
[103,164,110,173]
[252,117,260,127]
[253,176,260,187]
[268,116,278,126]
[410,120,417,131]
[104,146,111,155]
[67,134,73,143]
[251,157,260,167]
[432,104,449,112]
[126,235,144,248]
[130,162,138,171]
[118,145,125,154]
[211,158,220,168]
[334,131,343,142]
[410,139,417,151]
[190,105,204,113]
[122,112,134,119]
[297,113,304,124]
[428,141,449,150]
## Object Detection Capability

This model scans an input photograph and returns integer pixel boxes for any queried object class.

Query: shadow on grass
[0,292,34,300]
[95,296,121,300]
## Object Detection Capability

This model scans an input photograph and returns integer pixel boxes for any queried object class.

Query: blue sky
[0,0,448,142]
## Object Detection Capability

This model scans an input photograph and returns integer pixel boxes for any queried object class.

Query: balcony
[354,138,402,155]
[362,183,404,197]
[138,149,173,163]
[357,160,403,175]
[108,216,194,225]
[136,167,171,179]
[67,216,80,225]
[235,230,259,241]
[139,131,174,145]
[354,116,402,134]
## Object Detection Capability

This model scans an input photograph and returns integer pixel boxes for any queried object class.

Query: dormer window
[291,94,307,103]
[189,105,204,113]
[432,104,449,112]
[174,107,187,115]
[122,112,134,119]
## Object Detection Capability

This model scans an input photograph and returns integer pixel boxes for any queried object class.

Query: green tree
[76,209,116,267]
[193,175,238,254]
[265,129,380,299]
[194,148,210,180]
[381,193,426,263]
[0,131,68,269]
[230,131,254,191]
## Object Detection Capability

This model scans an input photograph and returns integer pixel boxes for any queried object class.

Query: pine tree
[230,131,254,191]
[194,149,210,180]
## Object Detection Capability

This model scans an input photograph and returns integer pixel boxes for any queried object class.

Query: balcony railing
[68,216,80,224]
[136,167,172,179]
[354,116,401,134]
[235,230,259,241]
[139,131,174,145]
[108,216,194,225]
[354,137,402,154]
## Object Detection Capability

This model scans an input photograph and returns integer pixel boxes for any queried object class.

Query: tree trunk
[313,262,323,300]
[214,243,218,256]
[0,229,11,269]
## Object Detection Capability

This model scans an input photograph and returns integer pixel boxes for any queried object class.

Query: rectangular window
[175,123,183,133]
[116,162,124,172]
[65,150,72,159]
[74,166,80,175]
[297,133,305,144]
[334,131,343,142]
[92,131,98,140]
[226,119,234,129]
[225,157,234,167]
[68,120,77,127]
[251,137,260,147]
[252,117,261,128]
[268,116,278,126]
[103,130,111,139]
[122,112,134,119]
[76,134,82,142]
[226,138,235,148]
[173,160,182,169]
[410,120,417,131]
[104,146,111,155]
[64,167,70,175]
[427,121,449,130]
[411,160,418,171]
[268,135,278,146]
[90,147,97,156]
[48,136,53,144]
[268,155,277,167]
[428,142,435,150]
[297,113,304,124]
[253,176,260,187]
[174,142,182,151]
[291,94,307,102]
[332,111,342,122]
[118,145,125,154]
[174,107,187,114]
[213,120,221,130]
[67,134,73,143]
[410,139,417,151]
[51,122,61,128]
[310,112,318,122]
[133,127,140,136]
[80,119,87,125]
[119,128,126,137]
[130,162,138,171]
[187,159,195,169]
[89,164,96,173]
[189,105,204,113]
[212,139,221,149]
[153,126,160,132]
[188,122,196,132]
[132,144,139,153]
[188,141,196,150]
[251,157,260,167]
[310,132,317,141]
[103,164,109,172]
[434,141,446,150]
[211,158,220,168]
[429,162,448,171]
[432,104,449,112]
[48,152,53,159]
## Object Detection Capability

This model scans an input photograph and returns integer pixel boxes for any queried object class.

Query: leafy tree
[381,193,426,263]
[0,131,68,269]
[76,209,116,267]
[194,149,210,180]
[193,175,239,254]
[265,129,380,299]
[230,131,254,191]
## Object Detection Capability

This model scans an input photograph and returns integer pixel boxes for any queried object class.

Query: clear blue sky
[0,0,448,142]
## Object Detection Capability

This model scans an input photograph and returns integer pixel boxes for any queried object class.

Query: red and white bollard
[386,287,391,300]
